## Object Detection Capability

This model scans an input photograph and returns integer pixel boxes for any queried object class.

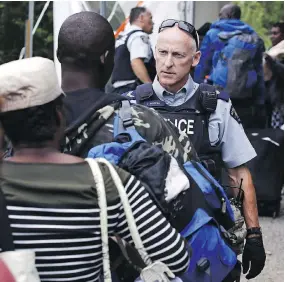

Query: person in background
[110,7,156,94]
[0,57,190,282]
[194,4,266,129]
[197,22,211,48]
[190,22,211,77]
[264,22,284,128]
[270,22,284,48]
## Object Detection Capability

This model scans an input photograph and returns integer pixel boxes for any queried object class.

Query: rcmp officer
[111,7,156,94]
[126,19,266,280]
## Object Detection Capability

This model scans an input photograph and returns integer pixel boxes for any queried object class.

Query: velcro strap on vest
[200,90,218,113]
[198,83,230,113]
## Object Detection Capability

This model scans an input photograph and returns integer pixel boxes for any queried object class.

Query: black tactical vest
[112,30,156,84]
[133,83,230,178]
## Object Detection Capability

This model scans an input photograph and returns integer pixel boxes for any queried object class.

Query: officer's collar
[153,75,195,98]
[127,24,143,32]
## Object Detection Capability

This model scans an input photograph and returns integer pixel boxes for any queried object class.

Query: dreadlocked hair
[0,96,63,148]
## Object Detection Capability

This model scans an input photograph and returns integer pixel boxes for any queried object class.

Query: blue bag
[212,30,261,100]
[88,101,238,281]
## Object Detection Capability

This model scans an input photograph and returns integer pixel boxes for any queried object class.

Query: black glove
[242,236,266,279]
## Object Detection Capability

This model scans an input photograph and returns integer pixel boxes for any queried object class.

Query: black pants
[231,99,266,129]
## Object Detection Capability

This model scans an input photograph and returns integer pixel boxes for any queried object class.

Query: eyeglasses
[158,19,199,49]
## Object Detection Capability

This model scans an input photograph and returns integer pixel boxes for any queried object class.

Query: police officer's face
[155,27,201,93]
[141,10,154,34]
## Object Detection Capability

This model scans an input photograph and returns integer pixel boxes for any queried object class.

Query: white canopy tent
[23,1,228,83]
[52,1,195,83]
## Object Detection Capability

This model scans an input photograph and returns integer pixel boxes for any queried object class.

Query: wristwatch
[246,227,262,237]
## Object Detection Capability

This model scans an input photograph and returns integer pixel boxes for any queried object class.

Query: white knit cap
[0,57,63,113]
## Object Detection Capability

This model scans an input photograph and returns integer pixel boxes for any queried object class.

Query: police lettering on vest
[133,83,219,153]
[130,82,229,179]
[164,118,195,135]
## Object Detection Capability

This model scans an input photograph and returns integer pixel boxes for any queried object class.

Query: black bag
[246,128,284,217]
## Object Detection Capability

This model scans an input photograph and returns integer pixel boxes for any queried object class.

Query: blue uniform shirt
[153,75,199,107]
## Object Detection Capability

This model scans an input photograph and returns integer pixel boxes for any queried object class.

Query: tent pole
[26,1,34,58]
[100,1,107,18]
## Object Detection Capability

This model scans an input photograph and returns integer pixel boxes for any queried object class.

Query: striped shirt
[1,161,190,282]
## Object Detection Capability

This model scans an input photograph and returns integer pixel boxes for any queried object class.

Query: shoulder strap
[85,158,152,266]
[115,100,146,144]
[0,187,15,251]
[85,159,112,281]
[218,30,243,41]
[65,93,127,136]
[125,30,143,46]
[86,158,175,281]
[134,83,154,103]
[118,100,136,133]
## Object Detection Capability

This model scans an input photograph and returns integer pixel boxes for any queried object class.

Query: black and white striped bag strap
[85,158,175,282]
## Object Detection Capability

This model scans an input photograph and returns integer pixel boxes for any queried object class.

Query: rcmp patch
[140,35,149,44]
[230,105,241,124]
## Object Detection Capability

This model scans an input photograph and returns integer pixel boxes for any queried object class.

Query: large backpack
[88,100,244,282]
[212,30,262,100]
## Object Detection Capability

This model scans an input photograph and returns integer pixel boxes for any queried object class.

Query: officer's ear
[138,12,145,23]
[100,50,109,65]
[154,46,158,60]
[191,51,201,68]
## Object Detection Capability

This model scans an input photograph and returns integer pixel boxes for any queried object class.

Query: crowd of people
[0,2,283,282]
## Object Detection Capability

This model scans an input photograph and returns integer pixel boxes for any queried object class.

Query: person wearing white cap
[0,57,190,281]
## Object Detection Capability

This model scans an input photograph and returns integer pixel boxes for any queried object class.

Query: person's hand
[264,53,274,64]
[242,235,266,279]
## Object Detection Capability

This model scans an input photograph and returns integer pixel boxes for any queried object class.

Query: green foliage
[235,1,284,48]
[0,1,53,64]
[0,1,283,63]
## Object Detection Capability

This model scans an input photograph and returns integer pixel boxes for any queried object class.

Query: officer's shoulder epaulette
[216,90,230,102]
[136,83,153,100]
[122,91,135,99]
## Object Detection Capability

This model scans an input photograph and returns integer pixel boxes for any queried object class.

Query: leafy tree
[0,1,283,64]
[0,1,53,64]
[235,1,284,48]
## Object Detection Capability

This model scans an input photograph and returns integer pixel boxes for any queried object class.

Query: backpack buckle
[123,118,134,128]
